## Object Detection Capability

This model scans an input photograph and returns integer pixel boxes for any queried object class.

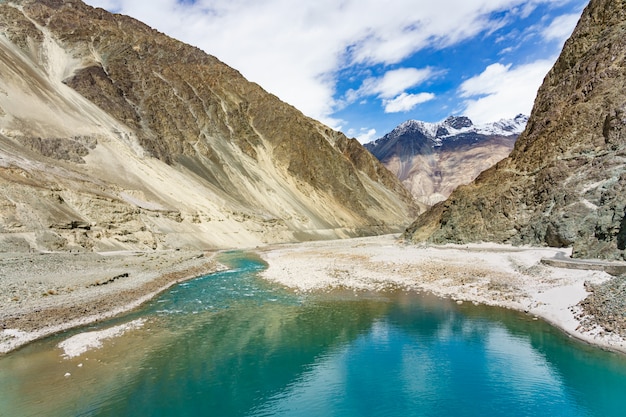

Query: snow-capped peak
[435,114,528,139]
[474,114,528,136]
[368,114,528,148]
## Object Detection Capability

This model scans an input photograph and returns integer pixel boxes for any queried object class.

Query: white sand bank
[259,235,626,353]
[58,319,146,358]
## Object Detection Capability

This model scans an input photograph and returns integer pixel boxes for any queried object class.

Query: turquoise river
[1,251,626,416]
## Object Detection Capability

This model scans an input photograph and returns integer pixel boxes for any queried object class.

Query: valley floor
[0,249,221,353]
[1,235,625,354]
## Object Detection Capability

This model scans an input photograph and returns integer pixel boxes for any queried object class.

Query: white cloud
[459,59,554,124]
[347,128,378,144]
[384,92,436,113]
[343,67,435,113]
[542,13,580,44]
[86,0,122,11]
[84,0,571,130]
[362,67,434,99]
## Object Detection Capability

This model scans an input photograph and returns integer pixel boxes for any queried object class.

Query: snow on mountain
[364,114,527,207]
[368,114,528,148]
[474,114,529,137]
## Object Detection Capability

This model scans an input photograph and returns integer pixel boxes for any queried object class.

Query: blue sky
[84,0,588,142]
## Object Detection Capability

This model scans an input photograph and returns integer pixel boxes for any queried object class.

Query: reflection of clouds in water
[400,343,444,413]
[260,315,584,416]
[370,319,391,344]
[259,320,452,416]
[484,327,571,406]
[253,344,351,416]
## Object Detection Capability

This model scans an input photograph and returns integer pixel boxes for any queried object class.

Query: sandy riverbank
[0,250,222,353]
[259,235,626,354]
[2,234,625,356]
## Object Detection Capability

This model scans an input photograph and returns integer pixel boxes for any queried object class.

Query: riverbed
[1,250,626,417]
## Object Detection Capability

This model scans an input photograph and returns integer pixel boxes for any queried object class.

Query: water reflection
[1,252,626,417]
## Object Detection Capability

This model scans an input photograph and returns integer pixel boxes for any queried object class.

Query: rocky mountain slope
[404,0,626,260]
[365,115,526,206]
[0,0,418,252]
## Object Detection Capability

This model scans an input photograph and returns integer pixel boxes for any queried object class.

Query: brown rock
[0,0,418,251]
[404,0,626,261]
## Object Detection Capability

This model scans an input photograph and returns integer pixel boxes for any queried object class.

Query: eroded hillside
[0,0,418,252]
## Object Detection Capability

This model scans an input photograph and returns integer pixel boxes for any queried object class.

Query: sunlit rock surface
[0,0,418,252]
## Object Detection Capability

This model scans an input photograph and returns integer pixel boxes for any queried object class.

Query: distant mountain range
[365,115,527,206]
[404,0,626,261]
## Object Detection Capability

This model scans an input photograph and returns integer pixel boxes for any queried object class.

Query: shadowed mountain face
[404,0,626,260]
[365,116,526,206]
[0,0,418,252]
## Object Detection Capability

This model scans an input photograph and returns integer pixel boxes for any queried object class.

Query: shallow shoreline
[2,235,625,356]
[258,235,626,354]
[0,250,222,353]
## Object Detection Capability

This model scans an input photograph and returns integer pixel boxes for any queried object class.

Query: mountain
[0,0,418,252]
[404,0,626,260]
[365,115,527,206]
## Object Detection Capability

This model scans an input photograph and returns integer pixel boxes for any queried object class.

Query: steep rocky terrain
[0,0,418,252]
[365,115,526,206]
[404,0,626,260]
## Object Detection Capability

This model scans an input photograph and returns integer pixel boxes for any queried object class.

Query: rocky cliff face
[365,115,526,206]
[404,0,626,260]
[0,0,418,252]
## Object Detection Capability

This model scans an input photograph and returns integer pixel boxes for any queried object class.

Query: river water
[1,251,626,416]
